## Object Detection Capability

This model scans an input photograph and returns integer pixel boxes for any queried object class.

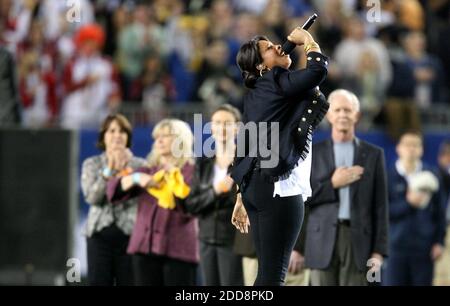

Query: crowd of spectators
[0,0,449,135]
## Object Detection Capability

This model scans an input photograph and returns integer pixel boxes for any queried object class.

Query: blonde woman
[107,119,197,285]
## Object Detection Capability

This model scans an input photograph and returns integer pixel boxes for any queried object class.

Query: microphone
[281,13,318,55]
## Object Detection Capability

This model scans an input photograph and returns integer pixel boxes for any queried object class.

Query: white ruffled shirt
[273,145,313,202]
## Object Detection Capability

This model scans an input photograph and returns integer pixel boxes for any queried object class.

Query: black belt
[338,219,351,226]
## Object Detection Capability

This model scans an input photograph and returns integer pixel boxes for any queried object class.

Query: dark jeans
[199,241,244,286]
[132,253,197,286]
[383,251,434,286]
[87,224,133,286]
[241,169,304,286]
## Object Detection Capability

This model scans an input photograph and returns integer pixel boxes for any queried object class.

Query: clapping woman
[81,114,146,286]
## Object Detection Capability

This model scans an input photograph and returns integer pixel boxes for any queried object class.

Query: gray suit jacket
[304,138,389,271]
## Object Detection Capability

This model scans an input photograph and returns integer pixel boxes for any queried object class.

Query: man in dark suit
[304,89,389,285]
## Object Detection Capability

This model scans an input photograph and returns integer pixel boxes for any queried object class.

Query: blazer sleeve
[184,160,217,215]
[306,145,338,207]
[106,167,148,204]
[294,204,309,254]
[276,52,329,98]
[372,149,389,256]
[185,160,237,215]
[308,178,337,207]
[431,180,447,246]
[81,157,107,206]
[220,189,238,209]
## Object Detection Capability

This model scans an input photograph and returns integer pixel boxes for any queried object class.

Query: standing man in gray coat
[304,89,389,286]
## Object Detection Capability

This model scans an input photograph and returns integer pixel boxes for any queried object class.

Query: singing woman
[230,27,329,285]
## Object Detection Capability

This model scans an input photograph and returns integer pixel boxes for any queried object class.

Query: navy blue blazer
[388,163,446,254]
[230,51,329,189]
[304,138,389,271]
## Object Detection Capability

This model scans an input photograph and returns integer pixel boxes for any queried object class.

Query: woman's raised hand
[107,148,131,171]
[287,28,314,46]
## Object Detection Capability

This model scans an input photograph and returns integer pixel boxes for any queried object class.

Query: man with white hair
[303,89,389,285]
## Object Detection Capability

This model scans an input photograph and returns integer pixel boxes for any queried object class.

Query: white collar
[395,159,423,178]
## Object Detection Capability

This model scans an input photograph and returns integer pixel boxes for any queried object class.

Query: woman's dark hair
[212,103,242,122]
[97,114,132,151]
[236,35,268,88]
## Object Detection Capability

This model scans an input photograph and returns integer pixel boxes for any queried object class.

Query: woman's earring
[257,64,265,77]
